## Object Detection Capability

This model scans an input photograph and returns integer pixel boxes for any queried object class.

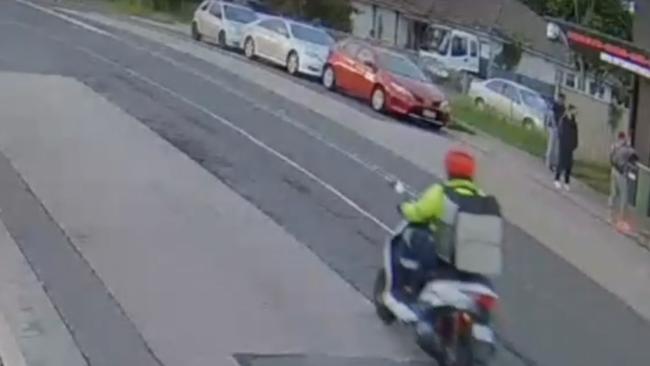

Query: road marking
[8,19,395,234]
[80,49,395,233]
[48,8,421,198]
[14,0,114,38]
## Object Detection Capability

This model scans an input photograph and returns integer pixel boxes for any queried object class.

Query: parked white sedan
[242,18,334,76]
[468,78,549,129]
[192,0,259,49]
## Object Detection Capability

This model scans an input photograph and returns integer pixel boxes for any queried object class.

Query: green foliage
[494,40,523,71]
[265,0,353,31]
[522,0,632,40]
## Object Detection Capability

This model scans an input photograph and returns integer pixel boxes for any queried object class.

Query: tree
[265,0,354,31]
[546,0,632,40]
[521,0,632,40]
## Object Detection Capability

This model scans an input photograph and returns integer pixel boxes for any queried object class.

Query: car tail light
[475,294,498,312]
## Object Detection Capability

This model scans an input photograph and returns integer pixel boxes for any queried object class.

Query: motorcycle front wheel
[373,269,396,324]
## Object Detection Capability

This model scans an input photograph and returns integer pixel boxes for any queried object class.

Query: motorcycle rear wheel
[373,269,396,324]
[417,310,474,366]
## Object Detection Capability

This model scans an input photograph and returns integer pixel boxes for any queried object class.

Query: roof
[355,0,571,65]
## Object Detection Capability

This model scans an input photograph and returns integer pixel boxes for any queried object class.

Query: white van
[418,25,481,75]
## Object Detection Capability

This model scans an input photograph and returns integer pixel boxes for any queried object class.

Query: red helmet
[445,149,476,180]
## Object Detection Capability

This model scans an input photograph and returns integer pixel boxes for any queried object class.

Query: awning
[547,18,650,79]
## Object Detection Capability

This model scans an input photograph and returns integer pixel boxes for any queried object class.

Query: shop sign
[568,31,650,76]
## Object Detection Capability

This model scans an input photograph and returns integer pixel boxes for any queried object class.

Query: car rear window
[224,5,258,24]
[290,24,333,46]
[377,51,427,81]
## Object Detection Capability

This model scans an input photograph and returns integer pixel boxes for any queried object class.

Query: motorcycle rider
[383,148,485,322]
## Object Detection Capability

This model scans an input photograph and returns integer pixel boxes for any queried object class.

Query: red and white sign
[600,52,650,79]
[567,31,650,78]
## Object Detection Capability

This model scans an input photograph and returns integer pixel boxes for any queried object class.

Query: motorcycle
[373,181,499,366]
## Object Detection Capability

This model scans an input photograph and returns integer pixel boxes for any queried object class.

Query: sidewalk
[468,131,650,320]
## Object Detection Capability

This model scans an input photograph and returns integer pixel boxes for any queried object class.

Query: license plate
[423,109,437,119]
[472,324,494,343]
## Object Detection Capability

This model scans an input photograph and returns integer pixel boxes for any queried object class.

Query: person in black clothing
[555,105,578,191]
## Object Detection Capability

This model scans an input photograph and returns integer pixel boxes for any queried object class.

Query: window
[521,89,549,117]
[272,20,289,37]
[357,48,376,65]
[209,2,222,18]
[565,73,576,89]
[470,41,478,57]
[290,24,333,46]
[502,84,521,104]
[223,5,258,24]
[259,19,275,30]
[260,19,287,36]
[199,0,209,11]
[377,51,427,81]
[486,80,505,93]
[451,36,468,57]
[341,41,361,56]
[589,81,605,99]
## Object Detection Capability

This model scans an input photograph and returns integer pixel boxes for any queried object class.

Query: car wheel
[475,97,485,111]
[286,51,299,75]
[218,31,226,48]
[522,117,535,130]
[322,65,336,91]
[244,37,256,59]
[371,86,386,113]
[191,22,201,41]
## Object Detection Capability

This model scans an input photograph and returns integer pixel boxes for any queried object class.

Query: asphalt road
[1,1,649,365]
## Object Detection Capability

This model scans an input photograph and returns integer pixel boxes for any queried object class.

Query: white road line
[8,19,395,233]
[80,48,395,233]
[14,0,114,38]
[47,8,420,198]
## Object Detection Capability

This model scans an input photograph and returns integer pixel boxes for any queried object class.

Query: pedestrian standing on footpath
[546,93,565,171]
[609,132,637,225]
[554,105,578,191]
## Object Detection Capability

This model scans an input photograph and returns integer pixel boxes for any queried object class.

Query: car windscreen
[521,89,548,116]
[378,51,427,81]
[224,5,258,24]
[290,24,333,46]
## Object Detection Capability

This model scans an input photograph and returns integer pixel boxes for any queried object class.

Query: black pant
[555,154,573,184]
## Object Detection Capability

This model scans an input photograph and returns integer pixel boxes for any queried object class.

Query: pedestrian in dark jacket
[554,105,578,190]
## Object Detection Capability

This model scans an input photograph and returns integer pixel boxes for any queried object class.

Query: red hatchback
[322,39,451,127]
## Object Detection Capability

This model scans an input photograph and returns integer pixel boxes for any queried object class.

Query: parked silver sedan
[242,18,334,76]
[192,0,259,49]
[468,78,550,129]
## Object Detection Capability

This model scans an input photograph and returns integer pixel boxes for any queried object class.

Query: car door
[501,83,522,122]
[205,1,224,40]
[251,19,275,59]
[332,40,361,91]
[509,86,528,122]
[349,47,378,98]
[266,20,291,63]
[483,80,507,112]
